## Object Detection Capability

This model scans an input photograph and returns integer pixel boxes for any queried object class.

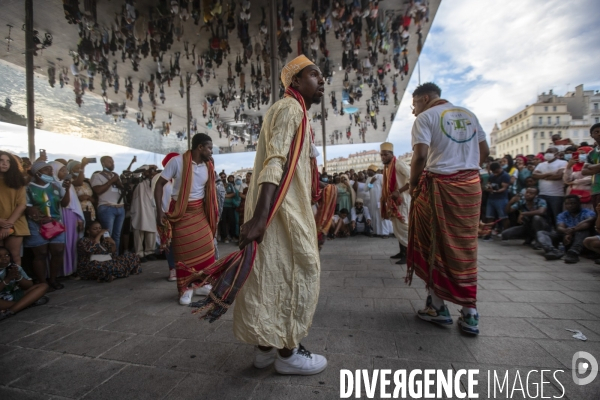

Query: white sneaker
[179,289,193,305]
[274,345,327,375]
[194,284,212,296]
[167,269,177,282]
[253,347,277,369]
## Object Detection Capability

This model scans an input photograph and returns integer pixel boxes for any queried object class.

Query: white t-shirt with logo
[411,102,487,175]
[533,160,568,197]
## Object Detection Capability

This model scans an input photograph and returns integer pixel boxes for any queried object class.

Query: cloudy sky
[2,0,599,173]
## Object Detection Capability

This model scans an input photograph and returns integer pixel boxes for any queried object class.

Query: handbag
[39,220,65,240]
[90,254,112,262]
[569,189,592,203]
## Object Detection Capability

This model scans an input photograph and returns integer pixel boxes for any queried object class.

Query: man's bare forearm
[410,156,427,188]
[252,183,277,221]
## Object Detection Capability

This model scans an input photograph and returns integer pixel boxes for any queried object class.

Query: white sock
[429,289,445,309]
[462,306,477,315]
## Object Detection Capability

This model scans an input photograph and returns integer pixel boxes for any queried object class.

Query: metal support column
[25,0,35,160]
[269,0,278,105]
[321,100,327,172]
[186,73,191,150]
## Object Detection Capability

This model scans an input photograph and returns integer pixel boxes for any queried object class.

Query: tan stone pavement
[1,236,600,399]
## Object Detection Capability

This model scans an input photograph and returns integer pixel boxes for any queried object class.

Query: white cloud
[412,0,600,132]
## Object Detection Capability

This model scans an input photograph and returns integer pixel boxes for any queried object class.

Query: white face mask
[544,153,555,161]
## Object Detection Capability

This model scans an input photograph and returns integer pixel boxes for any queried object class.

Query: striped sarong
[406,170,481,307]
[315,184,338,247]
[170,199,215,295]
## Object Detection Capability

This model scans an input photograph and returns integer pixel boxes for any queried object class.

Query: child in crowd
[0,246,49,322]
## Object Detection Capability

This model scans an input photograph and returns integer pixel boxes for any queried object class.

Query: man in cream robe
[380,143,411,264]
[233,55,327,375]
[131,165,158,261]
[366,164,388,236]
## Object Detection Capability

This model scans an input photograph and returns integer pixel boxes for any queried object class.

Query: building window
[553,106,557,111]
[538,117,543,125]
[594,103,598,111]
[541,143,545,152]
[526,134,529,140]
[540,132,545,138]
[544,106,548,112]
[547,116,552,124]
[596,117,599,124]
[556,116,560,125]
[573,130,579,138]
[526,145,529,153]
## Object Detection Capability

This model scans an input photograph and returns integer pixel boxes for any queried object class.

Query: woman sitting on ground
[77,221,141,282]
[0,247,49,322]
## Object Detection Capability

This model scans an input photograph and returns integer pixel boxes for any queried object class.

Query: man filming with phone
[91,156,135,254]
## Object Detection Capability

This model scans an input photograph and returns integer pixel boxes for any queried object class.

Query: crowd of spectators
[481,124,600,264]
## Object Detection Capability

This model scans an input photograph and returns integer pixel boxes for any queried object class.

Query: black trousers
[219,206,237,239]
[501,215,549,242]
[351,222,372,236]
[536,230,588,254]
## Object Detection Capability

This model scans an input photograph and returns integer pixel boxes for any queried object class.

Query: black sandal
[0,310,15,322]
[31,296,50,307]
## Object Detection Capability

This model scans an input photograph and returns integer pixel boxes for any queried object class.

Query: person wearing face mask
[24,161,71,290]
[91,156,127,255]
[563,146,592,210]
[532,147,568,225]
[130,165,159,262]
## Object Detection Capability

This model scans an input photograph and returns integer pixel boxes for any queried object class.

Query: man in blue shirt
[484,162,511,239]
[501,187,550,246]
[537,195,596,263]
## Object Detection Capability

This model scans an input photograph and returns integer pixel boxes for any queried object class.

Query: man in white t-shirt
[154,134,216,306]
[406,82,489,336]
[532,147,567,225]
[91,156,126,254]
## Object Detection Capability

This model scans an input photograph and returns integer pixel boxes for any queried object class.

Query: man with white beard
[365,165,388,237]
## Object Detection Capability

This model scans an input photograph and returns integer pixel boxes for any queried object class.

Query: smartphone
[39,149,46,155]
[86,157,97,163]
[63,174,72,181]
[103,231,110,238]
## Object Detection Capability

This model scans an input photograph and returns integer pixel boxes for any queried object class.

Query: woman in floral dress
[77,221,141,282]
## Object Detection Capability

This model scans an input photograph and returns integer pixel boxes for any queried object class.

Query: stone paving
[1,236,600,399]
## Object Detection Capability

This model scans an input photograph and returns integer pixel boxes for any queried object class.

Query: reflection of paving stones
[1,237,600,399]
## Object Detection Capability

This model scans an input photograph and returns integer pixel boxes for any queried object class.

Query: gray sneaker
[417,296,453,325]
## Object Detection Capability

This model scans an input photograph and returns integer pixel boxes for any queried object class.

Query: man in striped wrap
[154,133,218,306]
[233,55,328,375]
[407,82,490,335]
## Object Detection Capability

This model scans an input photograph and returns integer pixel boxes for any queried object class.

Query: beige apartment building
[322,149,413,174]
[495,85,599,157]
